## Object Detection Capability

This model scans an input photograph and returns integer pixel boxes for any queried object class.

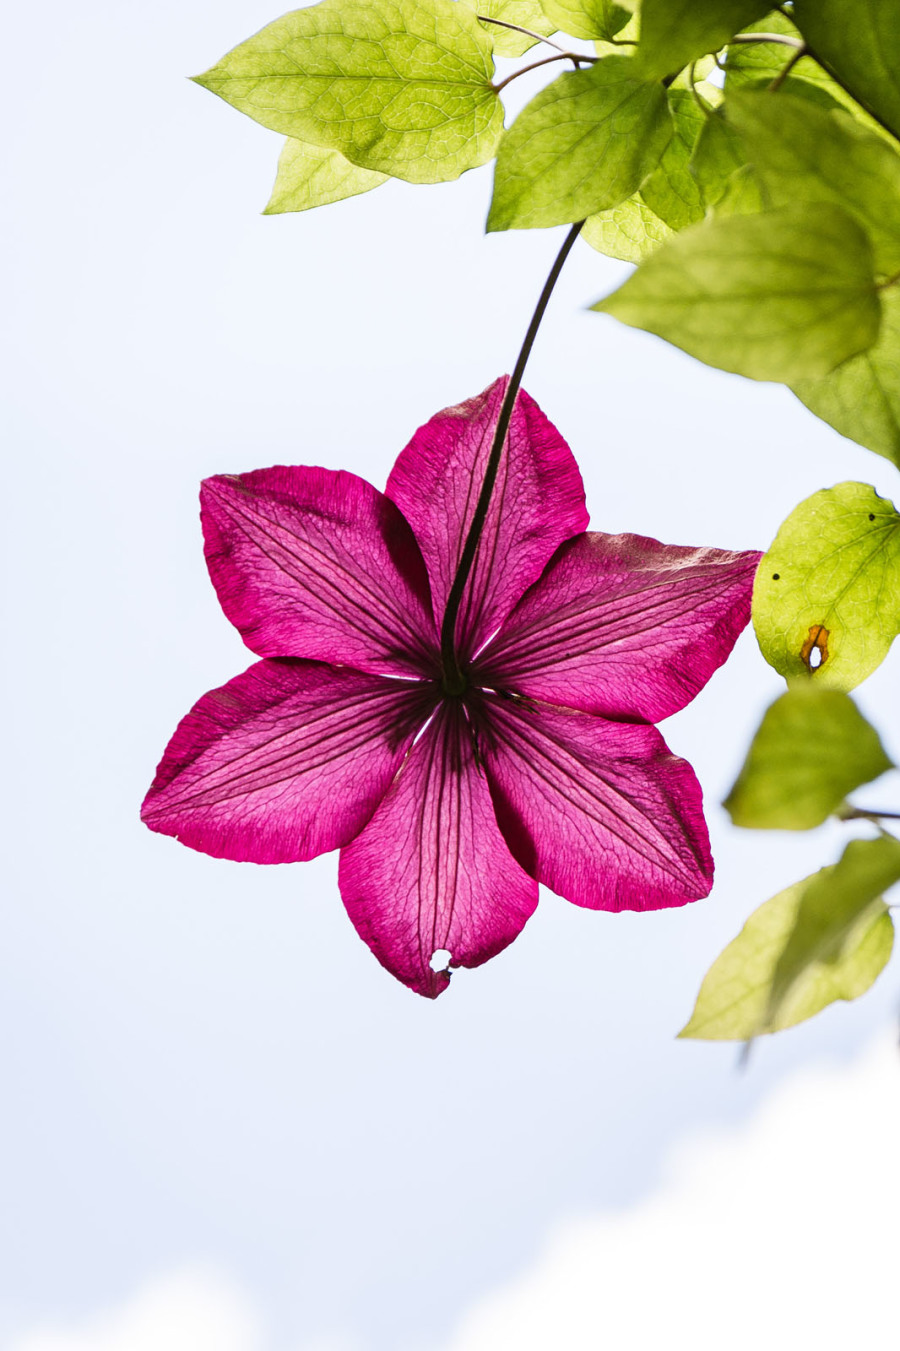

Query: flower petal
[142,660,434,863]
[480,697,713,912]
[477,533,761,721]
[202,467,437,677]
[338,701,539,998]
[385,380,588,661]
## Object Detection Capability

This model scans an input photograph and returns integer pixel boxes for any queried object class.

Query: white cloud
[444,1035,900,1351]
[8,1042,899,1351]
[7,1267,262,1351]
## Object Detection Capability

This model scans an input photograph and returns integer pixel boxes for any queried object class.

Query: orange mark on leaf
[800,625,829,671]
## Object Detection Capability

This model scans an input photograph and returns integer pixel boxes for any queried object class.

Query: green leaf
[713,163,765,216]
[769,835,900,1023]
[724,687,894,830]
[487,57,671,230]
[593,8,640,56]
[541,0,630,41]
[712,163,765,216]
[688,109,766,215]
[592,204,881,382]
[263,138,388,214]
[460,0,555,56]
[724,13,809,89]
[792,287,900,470]
[193,0,503,185]
[724,12,897,138]
[793,0,900,140]
[639,88,707,229]
[753,482,900,689]
[668,61,720,93]
[582,193,672,262]
[636,0,771,80]
[679,854,896,1040]
[689,107,748,205]
[727,91,900,274]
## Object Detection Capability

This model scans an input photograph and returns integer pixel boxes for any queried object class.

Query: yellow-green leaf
[582,192,672,262]
[541,0,630,41]
[768,836,900,1024]
[792,287,900,469]
[793,0,900,140]
[194,0,503,185]
[753,482,900,690]
[461,0,555,56]
[263,138,388,214]
[680,852,897,1041]
[724,687,894,830]
[593,8,639,56]
[488,57,671,230]
[727,91,900,274]
[689,107,753,208]
[639,87,707,229]
[592,205,881,382]
[636,0,771,80]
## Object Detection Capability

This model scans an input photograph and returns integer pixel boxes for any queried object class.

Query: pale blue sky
[3,4,899,1349]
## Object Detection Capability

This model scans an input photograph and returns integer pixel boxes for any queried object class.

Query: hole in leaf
[772,573,780,580]
[430,948,452,973]
[869,513,876,521]
[800,624,829,672]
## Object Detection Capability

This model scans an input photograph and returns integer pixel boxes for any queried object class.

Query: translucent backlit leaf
[460,0,555,56]
[593,205,880,382]
[753,482,900,690]
[688,109,765,216]
[540,0,630,41]
[792,288,900,469]
[793,0,900,140]
[727,90,900,274]
[724,12,895,138]
[639,87,707,229]
[768,837,900,1026]
[488,57,671,230]
[636,0,771,80]
[582,193,672,262]
[679,854,896,1041]
[264,138,388,214]
[194,0,503,184]
[725,687,894,830]
[593,8,639,56]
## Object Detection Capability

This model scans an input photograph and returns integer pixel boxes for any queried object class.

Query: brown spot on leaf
[800,625,829,671]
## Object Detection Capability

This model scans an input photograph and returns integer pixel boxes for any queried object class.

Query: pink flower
[142,381,760,997]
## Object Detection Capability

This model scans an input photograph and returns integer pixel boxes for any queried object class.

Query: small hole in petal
[430,948,452,973]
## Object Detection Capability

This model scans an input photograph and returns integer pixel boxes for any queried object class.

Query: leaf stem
[440,221,585,694]
[762,19,900,141]
[730,32,805,49]
[767,43,808,92]
[475,14,576,57]
[687,60,715,116]
[837,806,900,823]
[494,51,588,94]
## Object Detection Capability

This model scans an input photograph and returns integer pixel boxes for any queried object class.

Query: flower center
[441,664,468,698]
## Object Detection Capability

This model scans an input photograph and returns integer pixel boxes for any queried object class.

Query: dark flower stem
[440,220,585,694]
